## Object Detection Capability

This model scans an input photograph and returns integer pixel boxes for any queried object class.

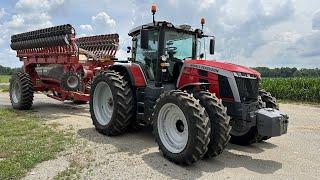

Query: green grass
[0,75,10,83]
[0,85,9,92]
[261,77,320,103]
[0,109,72,179]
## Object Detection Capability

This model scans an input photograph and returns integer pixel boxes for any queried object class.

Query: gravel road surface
[0,93,319,180]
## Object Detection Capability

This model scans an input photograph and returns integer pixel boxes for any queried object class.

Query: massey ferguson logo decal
[188,64,219,73]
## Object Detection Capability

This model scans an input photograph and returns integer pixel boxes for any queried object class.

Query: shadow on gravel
[142,149,282,179]
[30,102,90,120]
[78,127,282,179]
[77,126,156,156]
[229,142,278,154]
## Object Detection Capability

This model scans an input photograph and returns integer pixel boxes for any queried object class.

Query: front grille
[235,77,259,102]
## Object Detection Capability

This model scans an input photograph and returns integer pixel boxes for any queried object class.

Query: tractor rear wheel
[153,90,210,165]
[194,91,231,158]
[90,70,134,136]
[9,72,34,110]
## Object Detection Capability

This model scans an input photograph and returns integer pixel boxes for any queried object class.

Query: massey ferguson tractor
[9,24,119,109]
[89,5,289,165]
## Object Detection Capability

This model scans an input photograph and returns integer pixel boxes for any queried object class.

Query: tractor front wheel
[257,89,279,142]
[230,90,279,145]
[194,91,231,158]
[153,90,210,165]
[89,70,134,136]
[9,72,34,110]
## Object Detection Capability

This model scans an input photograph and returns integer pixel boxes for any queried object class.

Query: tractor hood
[184,60,261,78]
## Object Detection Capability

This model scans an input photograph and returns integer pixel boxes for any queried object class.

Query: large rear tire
[194,91,231,158]
[89,70,134,136]
[9,72,34,110]
[153,90,210,165]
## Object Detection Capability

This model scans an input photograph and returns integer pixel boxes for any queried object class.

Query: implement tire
[194,91,231,158]
[9,72,34,110]
[90,70,134,136]
[153,90,210,165]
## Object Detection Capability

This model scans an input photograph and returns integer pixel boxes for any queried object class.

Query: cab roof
[128,21,202,37]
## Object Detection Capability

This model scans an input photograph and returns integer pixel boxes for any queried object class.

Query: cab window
[134,31,159,81]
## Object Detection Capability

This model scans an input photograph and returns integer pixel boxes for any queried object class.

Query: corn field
[260,78,320,103]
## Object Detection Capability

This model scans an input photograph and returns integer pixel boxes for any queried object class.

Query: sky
[0,0,319,68]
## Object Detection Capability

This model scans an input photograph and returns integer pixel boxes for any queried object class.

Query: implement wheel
[153,90,210,165]
[9,72,34,110]
[90,70,134,136]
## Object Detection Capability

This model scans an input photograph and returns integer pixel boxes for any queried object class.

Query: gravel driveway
[0,93,319,180]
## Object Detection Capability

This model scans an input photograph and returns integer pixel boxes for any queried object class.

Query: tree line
[0,65,21,75]
[1,65,320,77]
[253,67,320,77]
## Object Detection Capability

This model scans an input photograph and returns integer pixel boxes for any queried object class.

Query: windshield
[164,31,195,60]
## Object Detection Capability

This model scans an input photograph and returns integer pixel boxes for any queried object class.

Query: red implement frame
[16,33,118,102]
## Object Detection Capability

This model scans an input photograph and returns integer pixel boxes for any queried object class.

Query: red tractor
[89,6,289,165]
[9,24,119,108]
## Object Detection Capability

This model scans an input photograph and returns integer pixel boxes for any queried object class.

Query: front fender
[178,82,210,91]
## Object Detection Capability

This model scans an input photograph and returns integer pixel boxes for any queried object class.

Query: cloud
[312,11,320,30]
[0,8,5,18]
[92,12,116,31]
[217,0,294,59]
[79,24,93,31]
[199,0,216,10]
[15,0,64,13]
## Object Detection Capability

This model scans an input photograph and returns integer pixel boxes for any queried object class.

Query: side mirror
[141,29,149,49]
[127,46,131,53]
[209,38,215,55]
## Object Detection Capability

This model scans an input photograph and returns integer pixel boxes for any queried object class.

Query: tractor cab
[128,20,215,87]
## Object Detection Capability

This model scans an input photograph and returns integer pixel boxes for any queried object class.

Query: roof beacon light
[151,4,157,14]
[201,17,206,31]
[151,4,157,25]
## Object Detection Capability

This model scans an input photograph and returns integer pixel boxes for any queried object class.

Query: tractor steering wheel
[165,46,178,52]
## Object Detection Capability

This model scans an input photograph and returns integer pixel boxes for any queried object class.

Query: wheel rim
[157,103,188,153]
[93,82,114,126]
[67,75,79,89]
[12,80,21,104]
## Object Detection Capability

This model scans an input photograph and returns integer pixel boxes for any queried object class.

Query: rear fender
[109,62,147,87]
